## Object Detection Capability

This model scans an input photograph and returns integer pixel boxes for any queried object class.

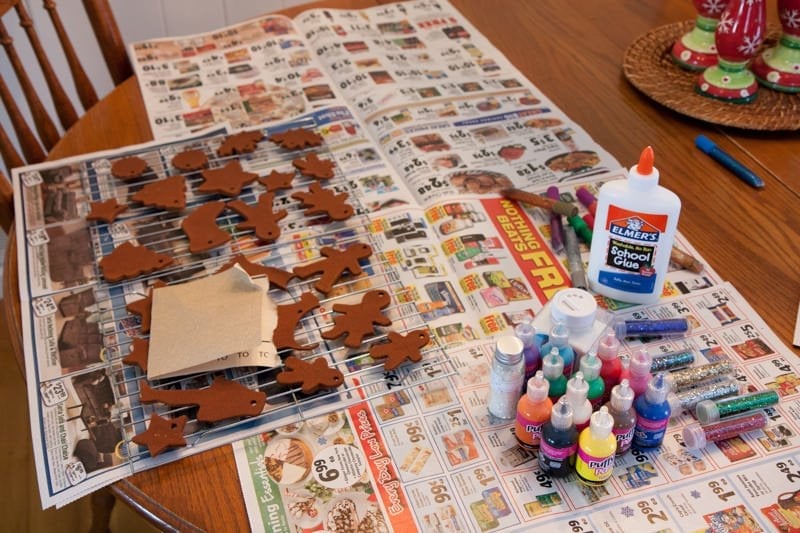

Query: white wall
[0,0,305,175]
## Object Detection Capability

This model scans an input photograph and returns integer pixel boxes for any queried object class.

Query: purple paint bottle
[515,321,540,390]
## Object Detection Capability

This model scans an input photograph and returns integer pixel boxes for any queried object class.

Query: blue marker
[695,135,765,189]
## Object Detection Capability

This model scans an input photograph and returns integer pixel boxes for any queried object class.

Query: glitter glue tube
[666,376,741,415]
[664,360,734,393]
[683,411,769,450]
[515,321,540,390]
[614,318,690,339]
[695,390,780,424]
[650,350,695,372]
[597,330,621,405]
[542,348,568,402]
[547,186,565,254]
[633,372,671,449]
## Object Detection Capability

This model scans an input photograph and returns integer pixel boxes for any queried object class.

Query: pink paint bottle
[629,349,653,398]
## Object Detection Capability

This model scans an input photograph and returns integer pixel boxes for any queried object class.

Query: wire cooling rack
[41,111,456,476]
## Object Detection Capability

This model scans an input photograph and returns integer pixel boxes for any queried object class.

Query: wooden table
[5,0,799,530]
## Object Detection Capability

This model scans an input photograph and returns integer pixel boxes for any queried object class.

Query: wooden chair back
[0,0,132,170]
[0,169,12,233]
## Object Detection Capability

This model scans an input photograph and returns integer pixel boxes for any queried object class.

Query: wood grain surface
[7,0,799,530]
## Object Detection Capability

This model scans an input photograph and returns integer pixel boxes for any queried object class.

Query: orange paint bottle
[515,370,553,449]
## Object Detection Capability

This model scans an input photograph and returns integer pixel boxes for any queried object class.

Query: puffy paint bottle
[604,379,636,455]
[633,372,672,449]
[540,320,575,377]
[564,371,593,432]
[515,321,541,390]
[538,396,578,478]
[575,406,617,485]
[542,348,568,402]
[579,351,605,409]
[587,146,681,304]
[597,330,621,405]
[515,371,553,449]
[628,348,653,398]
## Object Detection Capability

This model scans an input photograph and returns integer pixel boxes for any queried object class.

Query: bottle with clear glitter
[663,360,734,392]
[487,336,525,419]
[651,349,695,372]
[666,376,741,416]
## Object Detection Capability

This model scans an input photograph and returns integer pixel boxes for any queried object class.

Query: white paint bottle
[586,146,681,304]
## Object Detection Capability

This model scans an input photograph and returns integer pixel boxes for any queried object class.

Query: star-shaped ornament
[198,161,258,196]
[132,412,188,457]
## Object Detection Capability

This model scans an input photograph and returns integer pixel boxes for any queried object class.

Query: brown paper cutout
[321,289,392,348]
[292,243,373,294]
[181,201,231,253]
[276,356,344,394]
[99,242,174,282]
[228,192,288,243]
[369,329,431,370]
[139,378,267,423]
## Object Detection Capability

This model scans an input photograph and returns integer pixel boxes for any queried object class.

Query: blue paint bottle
[632,372,671,449]
[540,320,575,377]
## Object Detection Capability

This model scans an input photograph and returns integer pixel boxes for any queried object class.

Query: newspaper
[235,282,800,532]
[11,0,789,522]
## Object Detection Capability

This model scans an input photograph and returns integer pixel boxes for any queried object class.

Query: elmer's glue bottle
[515,371,553,449]
[586,146,681,304]
[575,406,617,485]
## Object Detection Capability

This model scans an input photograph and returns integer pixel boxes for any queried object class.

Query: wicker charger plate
[623,20,800,131]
